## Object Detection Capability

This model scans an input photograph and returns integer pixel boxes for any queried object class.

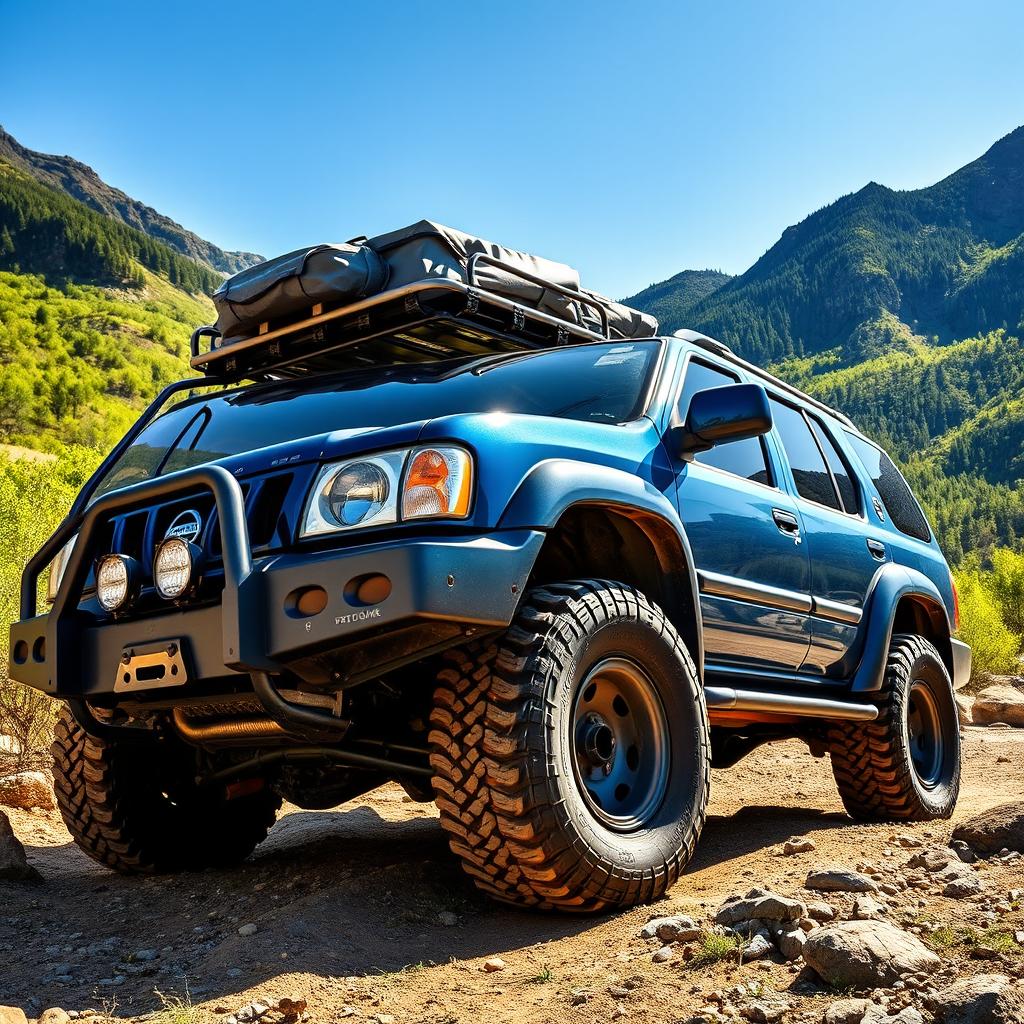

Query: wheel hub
[907,678,944,788]
[569,656,670,833]
[579,713,617,770]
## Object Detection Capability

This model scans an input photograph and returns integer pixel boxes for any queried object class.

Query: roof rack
[190,253,628,384]
[672,328,855,429]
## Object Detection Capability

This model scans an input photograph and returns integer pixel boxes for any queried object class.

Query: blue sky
[3,0,1023,297]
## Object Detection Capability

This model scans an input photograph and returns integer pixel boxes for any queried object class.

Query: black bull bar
[13,463,351,742]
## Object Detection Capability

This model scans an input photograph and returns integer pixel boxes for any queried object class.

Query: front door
[672,356,812,672]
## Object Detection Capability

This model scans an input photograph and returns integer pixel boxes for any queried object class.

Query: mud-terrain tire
[51,707,282,873]
[431,580,710,911]
[828,633,960,821]
[429,641,544,906]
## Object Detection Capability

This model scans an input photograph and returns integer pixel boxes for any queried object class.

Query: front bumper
[9,465,543,699]
[950,637,972,691]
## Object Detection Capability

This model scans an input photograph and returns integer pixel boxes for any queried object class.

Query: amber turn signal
[402,446,472,520]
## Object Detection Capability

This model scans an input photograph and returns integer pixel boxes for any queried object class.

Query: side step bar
[704,686,879,722]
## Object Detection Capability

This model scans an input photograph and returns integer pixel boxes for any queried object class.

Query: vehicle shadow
[3,796,856,1015]
[691,804,850,872]
[1,803,595,1014]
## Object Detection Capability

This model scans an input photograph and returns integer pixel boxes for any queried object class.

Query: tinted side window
[846,434,931,541]
[810,418,859,514]
[679,359,772,486]
[770,399,841,509]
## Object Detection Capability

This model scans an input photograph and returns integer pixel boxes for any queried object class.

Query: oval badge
[165,509,203,543]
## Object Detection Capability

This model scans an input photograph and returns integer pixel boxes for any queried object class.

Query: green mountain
[0,155,218,453]
[639,126,1024,367]
[629,126,1024,564]
[623,269,732,333]
[0,127,262,275]
[0,160,222,294]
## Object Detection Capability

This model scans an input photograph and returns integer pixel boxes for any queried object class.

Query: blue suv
[9,321,969,912]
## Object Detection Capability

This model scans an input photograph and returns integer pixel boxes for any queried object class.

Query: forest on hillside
[0,160,222,294]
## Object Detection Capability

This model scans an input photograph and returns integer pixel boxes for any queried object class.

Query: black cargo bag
[213,243,388,343]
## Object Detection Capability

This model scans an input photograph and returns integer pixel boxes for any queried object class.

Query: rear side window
[769,399,841,510]
[846,434,931,542]
[810,418,859,514]
[678,358,773,486]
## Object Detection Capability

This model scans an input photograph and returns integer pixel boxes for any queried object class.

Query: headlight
[95,554,139,613]
[154,537,201,600]
[328,461,391,525]
[301,446,473,538]
[47,535,78,603]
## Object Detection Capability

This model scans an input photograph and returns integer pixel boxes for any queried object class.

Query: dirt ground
[2,727,1022,1023]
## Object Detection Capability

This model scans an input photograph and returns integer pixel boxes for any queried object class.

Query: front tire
[431,580,710,911]
[828,634,960,821]
[52,708,282,873]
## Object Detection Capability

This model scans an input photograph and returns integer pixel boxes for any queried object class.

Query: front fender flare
[850,562,952,692]
[498,459,703,673]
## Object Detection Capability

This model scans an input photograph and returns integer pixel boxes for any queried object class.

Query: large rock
[0,771,55,810]
[0,1008,28,1024]
[803,920,940,988]
[929,974,1024,1024]
[908,846,961,872]
[715,887,806,925]
[0,811,41,882]
[952,802,1024,856]
[805,868,878,893]
[972,685,1024,727]
[639,915,701,942]
[824,1000,880,1024]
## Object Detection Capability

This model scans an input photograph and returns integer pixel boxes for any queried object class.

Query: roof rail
[671,328,855,429]
[673,329,732,357]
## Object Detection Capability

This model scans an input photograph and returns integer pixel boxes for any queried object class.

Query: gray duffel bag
[366,220,581,322]
[213,242,388,343]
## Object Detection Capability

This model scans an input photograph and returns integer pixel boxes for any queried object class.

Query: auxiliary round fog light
[154,538,199,600]
[96,554,135,613]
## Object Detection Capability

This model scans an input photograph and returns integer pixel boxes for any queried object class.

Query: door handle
[867,538,886,560]
[772,508,802,543]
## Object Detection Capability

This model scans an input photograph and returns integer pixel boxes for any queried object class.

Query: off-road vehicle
[9,223,970,911]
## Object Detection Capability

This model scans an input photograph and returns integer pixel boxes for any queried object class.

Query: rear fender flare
[850,563,953,691]
[498,459,703,671]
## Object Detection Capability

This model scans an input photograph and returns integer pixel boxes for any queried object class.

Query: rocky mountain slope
[644,125,1024,367]
[0,126,262,276]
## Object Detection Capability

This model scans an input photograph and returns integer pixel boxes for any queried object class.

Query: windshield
[94,340,661,497]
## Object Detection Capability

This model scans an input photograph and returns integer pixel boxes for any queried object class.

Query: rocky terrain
[0,726,1021,1024]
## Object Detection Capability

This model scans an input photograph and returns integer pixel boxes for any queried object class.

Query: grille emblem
[165,509,202,543]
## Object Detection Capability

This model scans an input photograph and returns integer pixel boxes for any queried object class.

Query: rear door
[671,355,812,672]
[765,397,885,675]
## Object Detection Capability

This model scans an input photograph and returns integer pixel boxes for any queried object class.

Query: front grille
[82,469,301,612]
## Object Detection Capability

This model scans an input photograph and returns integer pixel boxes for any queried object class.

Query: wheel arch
[500,460,702,674]
[850,563,954,691]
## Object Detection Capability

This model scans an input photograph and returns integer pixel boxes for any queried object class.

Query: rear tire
[52,707,281,873]
[828,634,960,821]
[431,580,710,911]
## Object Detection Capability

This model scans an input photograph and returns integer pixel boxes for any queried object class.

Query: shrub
[0,446,101,756]
[987,547,1024,635]
[953,565,1020,679]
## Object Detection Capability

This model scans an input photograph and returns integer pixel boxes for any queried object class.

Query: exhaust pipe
[704,687,878,721]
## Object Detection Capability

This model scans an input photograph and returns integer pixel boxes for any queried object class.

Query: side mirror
[675,383,772,456]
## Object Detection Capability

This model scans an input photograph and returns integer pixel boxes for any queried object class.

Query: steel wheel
[907,677,944,787]
[569,656,670,832]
